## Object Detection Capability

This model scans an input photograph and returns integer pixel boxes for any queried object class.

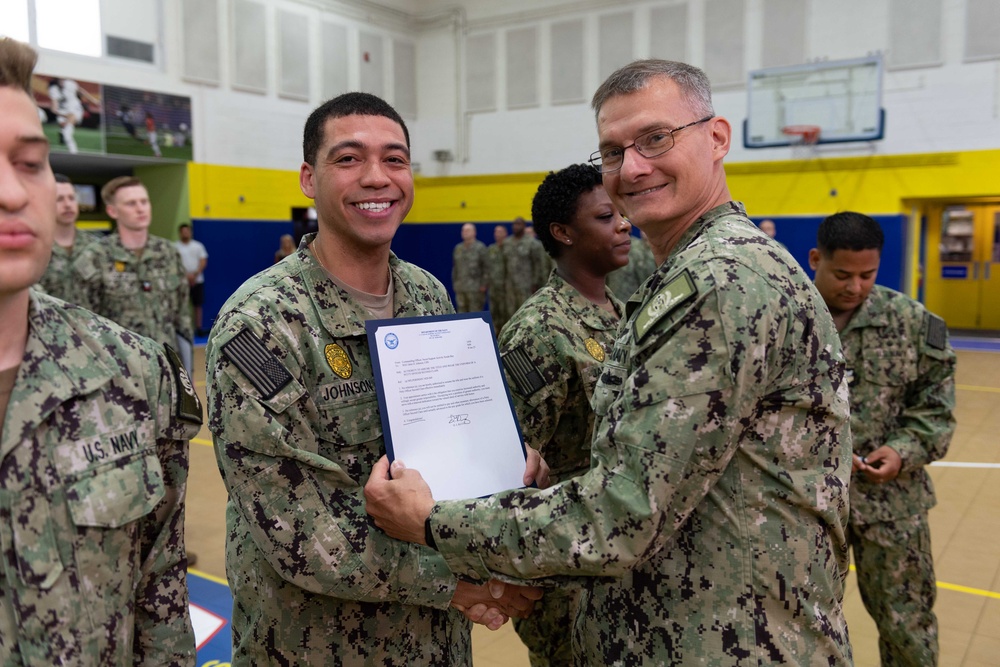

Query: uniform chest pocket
[315,395,383,481]
[65,452,166,528]
[9,490,65,589]
[861,351,915,387]
[592,364,627,417]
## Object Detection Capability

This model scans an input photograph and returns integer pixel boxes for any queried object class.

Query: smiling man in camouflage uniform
[206,92,542,666]
[810,211,956,666]
[367,60,853,665]
[0,37,200,665]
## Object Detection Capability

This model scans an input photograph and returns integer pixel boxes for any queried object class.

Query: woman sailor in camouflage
[499,164,631,666]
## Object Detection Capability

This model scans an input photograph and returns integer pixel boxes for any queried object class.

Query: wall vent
[106,35,154,63]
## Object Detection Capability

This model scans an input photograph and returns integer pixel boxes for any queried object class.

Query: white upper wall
[17,0,1000,174]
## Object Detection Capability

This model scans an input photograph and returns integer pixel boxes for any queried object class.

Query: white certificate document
[366,312,528,501]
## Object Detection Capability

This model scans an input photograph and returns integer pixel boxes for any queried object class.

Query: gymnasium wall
[188,149,1000,327]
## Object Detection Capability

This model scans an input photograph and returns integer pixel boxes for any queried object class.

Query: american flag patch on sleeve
[221,328,293,400]
[502,345,545,398]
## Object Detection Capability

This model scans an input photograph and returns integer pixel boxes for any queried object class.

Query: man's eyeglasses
[589,115,715,174]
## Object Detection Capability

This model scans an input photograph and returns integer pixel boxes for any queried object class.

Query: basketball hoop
[781,124,821,145]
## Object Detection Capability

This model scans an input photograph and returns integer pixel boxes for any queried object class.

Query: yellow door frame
[911,196,1000,329]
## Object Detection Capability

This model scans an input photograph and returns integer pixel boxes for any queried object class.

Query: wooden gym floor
[185,344,1000,666]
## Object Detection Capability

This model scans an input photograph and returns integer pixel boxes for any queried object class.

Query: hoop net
[781,124,821,144]
[782,124,821,159]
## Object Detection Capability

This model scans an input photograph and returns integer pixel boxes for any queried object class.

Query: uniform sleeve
[533,243,548,290]
[885,313,956,470]
[498,315,565,452]
[478,244,488,290]
[172,251,194,343]
[207,314,457,609]
[71,244,104,315]
[431,280,767,581]
[132,345,202,666]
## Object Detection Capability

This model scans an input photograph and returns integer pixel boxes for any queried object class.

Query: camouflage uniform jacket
[839,285,956,526]
[606,236,657,302]
[451,239,488,293]
[0,289,201,666]
[431,202,853,665]
[36,232,98,304]
[486,243,506,294]
[73,233,193,348]
[503,236,548,306]
[499,269,622,482]
[206,236,471,666]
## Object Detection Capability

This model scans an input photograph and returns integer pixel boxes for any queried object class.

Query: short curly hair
[303,92,409,165]
[531,164,604,258]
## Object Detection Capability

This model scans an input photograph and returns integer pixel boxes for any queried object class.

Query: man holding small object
[810,211,956,665]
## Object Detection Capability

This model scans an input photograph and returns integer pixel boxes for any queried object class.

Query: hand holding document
[366,313,528,501]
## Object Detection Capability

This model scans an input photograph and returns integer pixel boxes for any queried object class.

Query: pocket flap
[66,454,166,528]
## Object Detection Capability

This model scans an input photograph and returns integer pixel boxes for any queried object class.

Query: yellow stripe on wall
[186,149,1000,222]
[728,149,999,216]
[408,172,547,223]
[188,162,313,220]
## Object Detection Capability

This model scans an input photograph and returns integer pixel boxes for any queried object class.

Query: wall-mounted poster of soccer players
[31,75,104,155]
[30,74,194,162]
[103,85,193,161]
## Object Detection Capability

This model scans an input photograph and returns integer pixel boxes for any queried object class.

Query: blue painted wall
[193,218,294,331]
[195,215,905,329]
[751,214,904,292]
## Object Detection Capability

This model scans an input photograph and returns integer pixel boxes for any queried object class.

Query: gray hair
[591,59,715,119]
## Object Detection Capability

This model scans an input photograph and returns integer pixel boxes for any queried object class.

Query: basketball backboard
[743,55,885,148]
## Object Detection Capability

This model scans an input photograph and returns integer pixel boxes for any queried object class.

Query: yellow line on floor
[936,581,1000,600]
[188,568,229,586]
[192,437,214,448]
[849,565,1000,600]
[956,384,1000,393]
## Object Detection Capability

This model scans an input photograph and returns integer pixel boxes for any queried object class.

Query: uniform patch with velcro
[926,313,948,351]
[633,270,697,342]
[502,346,546,398]
[222,328,293,400]
[163,344,203,424]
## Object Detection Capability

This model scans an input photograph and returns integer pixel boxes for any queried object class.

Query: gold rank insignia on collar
[325,343,353,379]
[584,337,605,362]
[114,261,126,272]
[633,269,696,343]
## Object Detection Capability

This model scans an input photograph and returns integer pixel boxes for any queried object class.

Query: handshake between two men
[366,448,552,632]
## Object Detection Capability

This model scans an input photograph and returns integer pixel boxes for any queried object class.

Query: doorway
[924,202,1000,330]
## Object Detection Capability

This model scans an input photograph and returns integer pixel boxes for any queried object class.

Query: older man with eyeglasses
[366,59,853,665]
